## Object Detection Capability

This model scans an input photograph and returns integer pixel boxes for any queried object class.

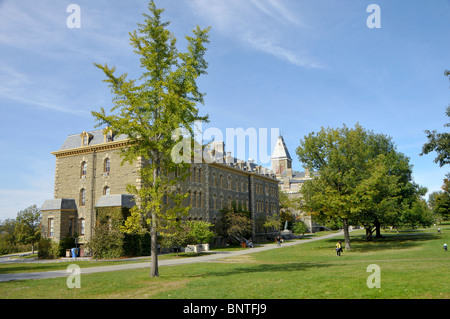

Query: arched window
[104,158,111,175]
[80,189,86,207]
[81,161,87,178]
[79,219,85,236]
[103,186,110,195]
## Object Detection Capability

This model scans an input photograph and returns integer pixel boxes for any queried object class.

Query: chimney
[305,168,310,178]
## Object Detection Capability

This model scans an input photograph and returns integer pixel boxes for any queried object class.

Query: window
[48,218,54,237]
[198,192,202,208]
[80,189,86,206]
[104,158,111,175]
[79,219,85,236]
[103,186,110,195]
[193,192,197,208]
[81,162,87,178]
[81,132,91,146]
[68,218,74,237]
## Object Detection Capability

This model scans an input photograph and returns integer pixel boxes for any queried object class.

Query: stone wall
[53,148,138,242]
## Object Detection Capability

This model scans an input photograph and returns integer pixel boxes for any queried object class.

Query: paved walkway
[0,231,347,283]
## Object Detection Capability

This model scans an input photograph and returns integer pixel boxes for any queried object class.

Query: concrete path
[0,231,347,283]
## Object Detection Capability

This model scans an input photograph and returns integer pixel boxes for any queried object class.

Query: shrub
[86,224,124,259]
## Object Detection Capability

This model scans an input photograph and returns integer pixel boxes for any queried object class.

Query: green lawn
[1,225,448,299]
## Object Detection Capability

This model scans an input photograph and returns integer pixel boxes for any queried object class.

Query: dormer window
[104,127,114,143]
[80,131,92,147]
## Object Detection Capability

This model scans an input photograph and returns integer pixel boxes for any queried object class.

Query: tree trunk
[374,220,383,238]
[150,164,159,278]
[365,227,373,241]
[343,218,351,251]
[150,212,159,278]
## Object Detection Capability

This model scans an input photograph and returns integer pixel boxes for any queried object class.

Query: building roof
[58,129,128,151]
[57,129,279,180]
[271,136,292,160]
[41,199,77,211]
[95,194,136,208]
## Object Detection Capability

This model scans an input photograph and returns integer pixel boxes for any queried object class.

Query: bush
[86,224,124,259]
[38,237,53,259]
[123,232,151,257]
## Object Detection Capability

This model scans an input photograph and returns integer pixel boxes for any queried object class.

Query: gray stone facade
[41,129,280,245]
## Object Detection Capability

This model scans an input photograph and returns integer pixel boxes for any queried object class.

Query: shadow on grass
[322,232,440,253]
[197,262,333,279]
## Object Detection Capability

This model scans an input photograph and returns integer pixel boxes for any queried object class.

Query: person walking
[336,241,342,256]
[444,243,448,252]
[438,227,441,234]
[276,236,281,247]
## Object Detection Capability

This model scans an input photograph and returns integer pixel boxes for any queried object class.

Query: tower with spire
[270,135,324,233]
[271,135,293,179]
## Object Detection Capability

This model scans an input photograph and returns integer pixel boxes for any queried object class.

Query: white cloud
[188,0,321,68]
[0,62,90,116]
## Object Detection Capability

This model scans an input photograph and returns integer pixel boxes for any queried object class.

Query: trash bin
[71,248,77,258]
[66,249,71,257]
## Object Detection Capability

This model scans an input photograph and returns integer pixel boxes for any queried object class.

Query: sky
[0,0,449,220]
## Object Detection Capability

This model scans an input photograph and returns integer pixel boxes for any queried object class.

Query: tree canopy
[297,124,429,248]
[92,0,210,277]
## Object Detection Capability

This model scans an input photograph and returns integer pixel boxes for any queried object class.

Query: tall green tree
[92,1,210,277]
[421,70,450,167]
[15,205,41,254]
[296,124,414,249]
[297,124,389,250]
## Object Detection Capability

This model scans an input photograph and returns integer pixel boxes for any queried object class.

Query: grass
[0,225,449,299]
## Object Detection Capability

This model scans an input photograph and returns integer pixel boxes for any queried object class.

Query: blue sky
[0,0,449,220]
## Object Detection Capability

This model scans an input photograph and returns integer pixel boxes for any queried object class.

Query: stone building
[40,129,280,248]
[270,136,323,232]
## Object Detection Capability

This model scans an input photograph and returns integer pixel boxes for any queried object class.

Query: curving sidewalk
[0,231,346,283]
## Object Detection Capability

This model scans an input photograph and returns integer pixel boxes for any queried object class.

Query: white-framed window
[80,188,86,206]
[104,158,111,175]
[79,219,85,236]
[48,218,54,237]
[81,161,87,178]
